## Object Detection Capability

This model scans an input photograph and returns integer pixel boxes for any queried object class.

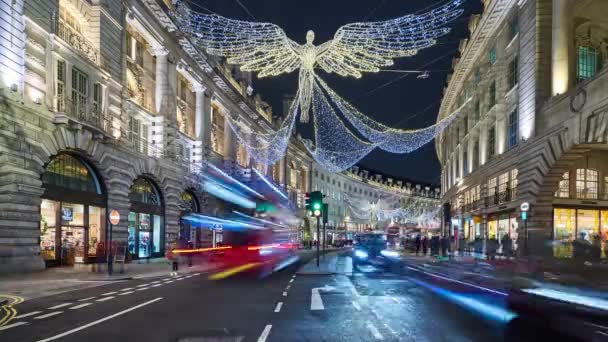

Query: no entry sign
[109,210,120,225]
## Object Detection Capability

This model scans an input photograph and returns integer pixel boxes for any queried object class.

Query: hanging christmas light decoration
[174,0,464,122]
[173,0,465,171]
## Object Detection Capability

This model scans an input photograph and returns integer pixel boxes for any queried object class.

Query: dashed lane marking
[78,297,96,302]
[162,278,171,281]
[352,301,361,311]
[118,291,134,296]
[70,303,93,310]
[289,279,294,283]
[151,284,162,288]
[15,311,42,319]
[101,292,116,296]
[282,292,287,297]
[193,273,201,276]
[185,275,193,278]
[48,303,72,310]
[0,321,29,331]
[96,296,114,302]
[391,297,401,304]
[286,285,291,290]
[274,302,283,313]
[367,322,384,340]
[34,311,63,320]
[119,288,134,292]
[37,297,163,342]
[257,324,272,342]
[176,277,184,281]
[136,284,149,288]
[136,287,149,291]
[164,281,174,284]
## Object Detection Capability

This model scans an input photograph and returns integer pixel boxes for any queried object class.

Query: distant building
[437,0,608,258]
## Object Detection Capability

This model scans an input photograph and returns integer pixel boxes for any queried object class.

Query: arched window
[42,154,102,194]
[180,191,199,213]
[555,171,569,198]
[576,169,598,199]
[129,178,161,206]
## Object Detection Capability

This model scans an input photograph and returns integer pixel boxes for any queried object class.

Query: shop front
[128,177,165,259]
[178,190,210,248]
[39,154,106,266]
[553,207,608,258]
[487,213,519,252]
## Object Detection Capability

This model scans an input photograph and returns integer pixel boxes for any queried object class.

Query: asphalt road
[1,250,522,342]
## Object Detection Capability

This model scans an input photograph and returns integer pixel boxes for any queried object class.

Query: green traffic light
[313,203,321,210]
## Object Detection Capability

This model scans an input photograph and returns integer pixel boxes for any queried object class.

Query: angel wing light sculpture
[175,0,463,122]
[174,0,465,172]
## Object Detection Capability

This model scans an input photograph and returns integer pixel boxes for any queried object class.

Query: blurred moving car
[352,233,401,271]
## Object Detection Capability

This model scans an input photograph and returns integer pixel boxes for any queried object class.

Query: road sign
[520,202,530,212]
[522,211,527,220]
[109,210,120,225]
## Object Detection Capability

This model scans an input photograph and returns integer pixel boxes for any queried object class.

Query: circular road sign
[109,210,120,225]
[520,202,530,212]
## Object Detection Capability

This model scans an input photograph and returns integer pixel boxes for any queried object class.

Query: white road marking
[0,321,29,331]
[136,287,149,291]
[70,303,93,310]
[185,275,193,278]
[136,284,149,287]
[367,322,384,340]
[193,273,201,276]
[162,278,171,281]
[391,297,401,304]
[289,279,294,283]
[352,301,361,311]
[274,302,283,313]
[407,266,508,296]
[176,277,185,280]
[37,297,163,342]
[257,324,272,342]
[35,311,64,320]
[96,296,115,302]
[151,284,162,287]
[119,291,134,296]
[101,291,117,296]
[286,285,291,290]
[48,303,72,310]
[310,289,324,310]
[282,292,287,297]
[164,280,174,284]
[119,288,134,292]
[78,297,96,302]
[15,311,42,319]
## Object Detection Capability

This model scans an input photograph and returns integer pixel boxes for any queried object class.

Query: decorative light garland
[174,0,463,122]
[173,0,465,171]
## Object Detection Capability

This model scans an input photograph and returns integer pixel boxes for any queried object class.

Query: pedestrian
[487,238,498,260]
[501,234,513,258]
[422,235,428,256]
[415,234,421,255]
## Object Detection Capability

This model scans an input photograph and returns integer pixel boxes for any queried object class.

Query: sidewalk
[0,258,221,300]
[297,250,352,275]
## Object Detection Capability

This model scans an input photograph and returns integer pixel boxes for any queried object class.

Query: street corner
[0,294,25,328]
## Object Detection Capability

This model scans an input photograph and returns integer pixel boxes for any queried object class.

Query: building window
[577,46,599,83]
[510,169,518,200]
[488,81,496,109]
[488,125,496,159]
[474,101,480,123]
[509,16,519,41]
[42,154,102,194]
[129,117,147,154]
[93,83,103,116]
[576,169,598,199]
[488,177,497,202]
[463,146,468,177]
[129,178,161,206]
[508,110,518,149]
[489,46,497,65]
[56,60,66,111]
[71,68,88,118]
[508,58,518,90]
[498,172,509,202]
[555,171,569,198]
[473,140,479,171]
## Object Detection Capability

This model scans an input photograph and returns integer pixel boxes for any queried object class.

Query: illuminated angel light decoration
[343,195,440,227]
[174,0,465,170]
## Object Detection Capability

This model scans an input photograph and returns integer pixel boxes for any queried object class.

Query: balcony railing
[55,96,108,132]
[55,19,99,65]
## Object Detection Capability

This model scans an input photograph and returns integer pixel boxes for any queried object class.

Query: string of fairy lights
[173,0,466,172]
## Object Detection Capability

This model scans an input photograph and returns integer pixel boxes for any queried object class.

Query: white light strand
[174,0,464,121]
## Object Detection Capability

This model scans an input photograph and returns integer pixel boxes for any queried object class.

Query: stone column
[552,0,573,95]
[153,48,169,114]
[152,47,178,159]
[223,112,237,161]
[194,86,205,140]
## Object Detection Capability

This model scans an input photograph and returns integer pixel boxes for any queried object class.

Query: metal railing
[55,19,99,65]
[55,96,108,132]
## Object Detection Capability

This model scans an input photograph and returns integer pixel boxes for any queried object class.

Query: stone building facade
[312,165,441,238]
[0,0,310,273]
[437,0,608,258]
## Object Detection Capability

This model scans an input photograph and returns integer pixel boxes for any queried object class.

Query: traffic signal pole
[316,216,320,267]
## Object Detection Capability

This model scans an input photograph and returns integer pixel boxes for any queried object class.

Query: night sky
[191,0,483,185]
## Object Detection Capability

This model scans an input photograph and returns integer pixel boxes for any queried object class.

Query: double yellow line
[0,295,24,327]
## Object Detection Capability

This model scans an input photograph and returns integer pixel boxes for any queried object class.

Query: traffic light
[310,191,323,217]
[305,192,311,211]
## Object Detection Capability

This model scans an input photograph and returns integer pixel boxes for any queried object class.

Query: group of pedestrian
[573,233,603,262]
[408,234,451,258]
